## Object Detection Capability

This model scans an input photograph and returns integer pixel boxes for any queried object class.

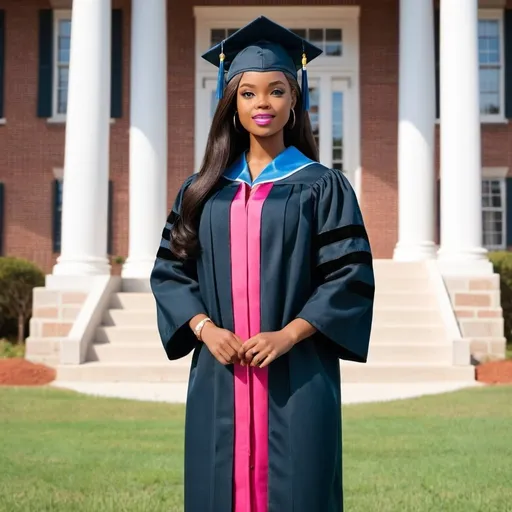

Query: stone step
[110,293,155,310]
[95,324,447,345]
[373,260,429,278]
[103,309,157,326]
[374,292,437,308]
[375,277,432,292]
[370,324,447,343]
[56,361,474,383]
[96,326,161,344]
[88,342,453,365]
[373,308,442,325]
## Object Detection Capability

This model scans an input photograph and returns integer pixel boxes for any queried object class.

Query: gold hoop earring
[233,111,241,133]
[289,109,296,129]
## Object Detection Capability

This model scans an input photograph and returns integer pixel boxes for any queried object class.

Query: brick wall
[0,0,510,272]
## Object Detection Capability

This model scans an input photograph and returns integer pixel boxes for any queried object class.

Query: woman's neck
[246,134,286,181]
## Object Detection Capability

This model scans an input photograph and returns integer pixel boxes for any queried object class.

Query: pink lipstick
[252,114,274,126]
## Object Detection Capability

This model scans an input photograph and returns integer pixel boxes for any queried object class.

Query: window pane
[480,68,499,93]
[308,85,320,149]
[59,19,71,38]
[325,29,342,56]
[210,89,218,120]
[309,29,324,51]
[482,178,504,248]
[332,91,343,172]
[291,29,307,39]
[210,29,225,46]
[58,88,68,114]
[480,93,500,114]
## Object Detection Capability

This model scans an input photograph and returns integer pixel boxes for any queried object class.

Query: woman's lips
[252,114,275,126]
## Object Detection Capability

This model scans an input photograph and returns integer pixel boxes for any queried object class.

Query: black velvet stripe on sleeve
[162,227,171,241]
[157,245,178,261]
[314,224,369,250]
[167,210,178,224]
[318,251,373,281]
[347,280,375,300]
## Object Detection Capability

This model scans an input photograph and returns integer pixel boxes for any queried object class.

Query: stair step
[369,324,447,343]
[103,309,157,326]
[373,260,429,279]
[373,292,437,308]
[88,342,453,365]
[373,308,442,325]
[96,326,161,344]
[56,361,474,384]
[110,293,155,310]
[374,277,432,292]
[367,343,452,364]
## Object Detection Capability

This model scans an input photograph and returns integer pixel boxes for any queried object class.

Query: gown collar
[223,145,315,186]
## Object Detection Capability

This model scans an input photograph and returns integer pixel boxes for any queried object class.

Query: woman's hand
[201,323,243,366]
[238,330,298,368]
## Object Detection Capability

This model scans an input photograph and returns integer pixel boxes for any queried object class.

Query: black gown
[150,145,374,512]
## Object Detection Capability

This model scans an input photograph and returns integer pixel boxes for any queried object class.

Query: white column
[122,0,168,279]
[393,0,436,261]
[52,0,111,277]
[438,0,491,274]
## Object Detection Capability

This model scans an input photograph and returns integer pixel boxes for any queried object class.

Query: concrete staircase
[56,261,475,384]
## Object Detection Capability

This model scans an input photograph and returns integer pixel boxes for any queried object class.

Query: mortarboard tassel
[301,51,310,111]
[216,42,226,100]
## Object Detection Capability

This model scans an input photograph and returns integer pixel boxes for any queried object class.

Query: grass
[0,385,511,511]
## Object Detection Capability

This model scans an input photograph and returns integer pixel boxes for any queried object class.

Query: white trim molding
[482,166,509,178]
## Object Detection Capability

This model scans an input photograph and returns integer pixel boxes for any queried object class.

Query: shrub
[488,251,512,348]
[0,338,25,358]
[0,257,45,343]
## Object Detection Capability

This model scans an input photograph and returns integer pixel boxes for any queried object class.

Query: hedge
[488,251,512,345]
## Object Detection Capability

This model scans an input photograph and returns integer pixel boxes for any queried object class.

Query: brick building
[0,0,510,275]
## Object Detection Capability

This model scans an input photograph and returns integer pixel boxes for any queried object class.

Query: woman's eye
[241,91,254,98]
[271,89,285,96]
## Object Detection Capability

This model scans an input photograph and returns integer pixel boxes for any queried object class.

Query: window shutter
[505,10,512,119]
[107,180,114,255]
[0,11,5,120]
[0,183,4,256]
[38,10,53,118]
[111,9,123,118]
[434,8,440,119]
[506,178,512,247]
[52,179,62,253]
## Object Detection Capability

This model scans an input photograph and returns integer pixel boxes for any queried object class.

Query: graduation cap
[201,16,323,111]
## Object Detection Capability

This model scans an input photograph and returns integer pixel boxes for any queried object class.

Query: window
[482,178,505,250]
[52,179,63,252]
[54,13,71,116]
[478,12,504,118]
[290,28,342,56]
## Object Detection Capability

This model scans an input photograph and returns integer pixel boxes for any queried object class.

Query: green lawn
[0,385,511,512]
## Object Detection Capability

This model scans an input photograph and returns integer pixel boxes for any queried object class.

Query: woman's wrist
[281,318,317,346]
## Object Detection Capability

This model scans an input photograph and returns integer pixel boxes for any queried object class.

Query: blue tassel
[301,52,309,111]
[216,42,226,100]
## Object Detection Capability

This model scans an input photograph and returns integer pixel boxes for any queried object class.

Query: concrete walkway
[51,380,483,405]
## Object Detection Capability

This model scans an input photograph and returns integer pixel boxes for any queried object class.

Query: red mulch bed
[476,359,512,385]
[0,358,56,386]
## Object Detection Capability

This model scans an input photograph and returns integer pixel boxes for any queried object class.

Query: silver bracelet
[194,317,212,341]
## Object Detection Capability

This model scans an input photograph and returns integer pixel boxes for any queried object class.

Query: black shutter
[434,8,440,119]
[0,11,5,120]
[506,178,512,247]
[0,183,4,256]
[52,179,62,253]
[38,10,53,118]
[107,180,114,255]
[110,9,123,118]
[505,10,512,119]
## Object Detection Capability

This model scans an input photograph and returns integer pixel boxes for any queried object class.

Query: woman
[151,16,374,512]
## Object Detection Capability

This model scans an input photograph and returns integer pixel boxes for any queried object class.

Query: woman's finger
[258,351,276,369]
[251,346,272,367]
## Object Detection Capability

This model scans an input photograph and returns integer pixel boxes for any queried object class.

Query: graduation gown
[150,145,374,512]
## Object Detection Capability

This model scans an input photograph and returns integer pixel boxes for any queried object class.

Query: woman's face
[236,71,296,138]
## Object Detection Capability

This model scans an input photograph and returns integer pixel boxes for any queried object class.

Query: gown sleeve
[150,176,207,360]
[297,168,375,363]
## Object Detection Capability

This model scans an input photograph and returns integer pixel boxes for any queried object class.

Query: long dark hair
[171,72,318,260]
